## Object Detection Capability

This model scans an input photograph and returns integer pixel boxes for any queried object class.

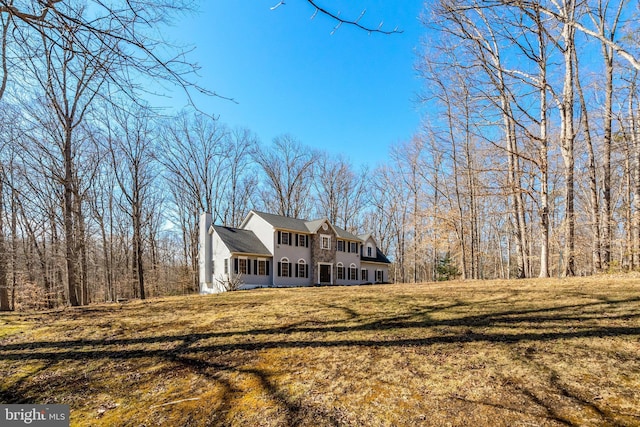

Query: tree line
[1,0,640,310]
[407,0,640,282]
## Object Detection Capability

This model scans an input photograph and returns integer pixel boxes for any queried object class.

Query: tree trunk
[602,45,614,270]
[0,174,10,311]
[536,10,550,278]
[631,82,640,269]
[133,188,145,300]
[76,196,89,305]
[561,9,576,277]
[63,128,80,306]
[574,47,601,273]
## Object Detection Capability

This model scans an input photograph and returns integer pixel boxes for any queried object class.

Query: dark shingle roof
[333,225,361,241]
[212,226,271,256]
[361,247,391,264]
[251,211,311,233]
[252,210,361,241]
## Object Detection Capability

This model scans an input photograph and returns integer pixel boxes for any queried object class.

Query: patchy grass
[1,276,639,426]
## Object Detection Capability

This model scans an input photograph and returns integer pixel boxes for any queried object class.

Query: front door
[319,264,331,284]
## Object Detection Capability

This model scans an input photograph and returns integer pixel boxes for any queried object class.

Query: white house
[199,210,391,293]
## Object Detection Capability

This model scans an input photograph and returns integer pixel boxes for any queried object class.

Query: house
[198,210,391,293]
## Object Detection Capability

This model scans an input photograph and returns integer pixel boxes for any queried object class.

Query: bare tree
[314,153,368,232]
[588,0,626,270]
[108,104,157,300]
[0,0,209,103]
[254,135,319,219]
[0,162,9,311]
[159,110,230,291]
[223,127,259,227]
[15,8,113,305]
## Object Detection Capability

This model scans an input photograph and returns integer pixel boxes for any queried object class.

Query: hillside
[1,277,639,426]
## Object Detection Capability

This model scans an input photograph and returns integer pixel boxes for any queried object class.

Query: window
[349,242,358,253]
[321,235,331,250]
[298,234,307,247]
[337,263,344,280]
[224,259,229,275]
[349,264,358,280]
[281,231,290,245]
[297,260,308,278]
[337,240,344,252]
[238,258,248,275]
[376,270,384,283]
[367,246,372,257]
[278,258,290,277]
[361,269,368,281]
[258,259,268,276]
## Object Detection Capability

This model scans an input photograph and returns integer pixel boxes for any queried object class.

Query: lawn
[1,276,639,426]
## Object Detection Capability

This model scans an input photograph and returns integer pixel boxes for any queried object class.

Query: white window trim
[258,258,267,276]
[238,257,248,275]
[321,234,331,250]
[280,257,290,277]
[298,259,307,278]
[349,263,357,281]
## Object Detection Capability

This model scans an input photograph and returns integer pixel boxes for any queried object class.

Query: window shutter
[295,234,299,246]
[306,236,309,248]
[295,264,299,277]
[288,233,293,246]
[289,263,293,277]
[254,260,258,274]
[266,260,270,275]
[277,231,281,245]
[277,262,282,277]
[305,264,309,278]
[234,258,238,274]
[247,259,251,275]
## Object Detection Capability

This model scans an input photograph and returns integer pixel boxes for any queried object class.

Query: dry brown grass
[1,276,639,426]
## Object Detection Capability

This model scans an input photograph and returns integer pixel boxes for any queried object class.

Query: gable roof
[247,210,361,241]
[334,225,361,242]
[358,233,373,242]
[304,218,329,233]
[212,226,271,256]
[245,210,310,233]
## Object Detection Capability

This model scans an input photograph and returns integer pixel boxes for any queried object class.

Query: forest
[0,0,639,310]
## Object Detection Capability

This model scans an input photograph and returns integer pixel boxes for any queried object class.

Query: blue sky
[163,1,427,167]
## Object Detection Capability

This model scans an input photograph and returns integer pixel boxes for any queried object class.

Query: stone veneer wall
[310,223,337,284]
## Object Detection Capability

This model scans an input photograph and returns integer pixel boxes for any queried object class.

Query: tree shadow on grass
[1,296,638,357]
[1,295,639,425]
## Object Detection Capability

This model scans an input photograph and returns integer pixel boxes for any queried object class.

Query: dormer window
[367,246,372,257]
